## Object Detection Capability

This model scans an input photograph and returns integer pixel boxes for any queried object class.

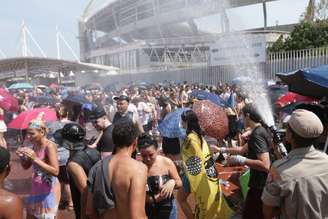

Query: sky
[0,0,309,60]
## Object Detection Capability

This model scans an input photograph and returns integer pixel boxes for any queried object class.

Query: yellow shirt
[181,132,233,219]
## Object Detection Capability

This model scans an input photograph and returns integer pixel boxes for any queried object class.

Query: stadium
[78,0,291,84]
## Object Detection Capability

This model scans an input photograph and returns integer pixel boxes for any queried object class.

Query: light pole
[262,0,267,30]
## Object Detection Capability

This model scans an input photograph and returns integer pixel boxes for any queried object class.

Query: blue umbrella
[158,108,190,138]
[276,65,328,98]
[190,90,226,107]
[8,82,33,89]
[63,94,89,105]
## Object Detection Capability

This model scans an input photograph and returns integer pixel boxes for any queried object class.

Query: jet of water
[215,30,275,127]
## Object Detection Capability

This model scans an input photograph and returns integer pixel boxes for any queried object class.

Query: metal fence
[267,47,328,79]
[78,47,328,86]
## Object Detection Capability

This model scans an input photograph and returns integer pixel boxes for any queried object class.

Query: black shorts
[162,137,180,155]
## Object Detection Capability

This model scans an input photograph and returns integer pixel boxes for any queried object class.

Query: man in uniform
[262,109,328,219]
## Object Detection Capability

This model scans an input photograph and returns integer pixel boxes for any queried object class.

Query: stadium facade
[78,0,286,77]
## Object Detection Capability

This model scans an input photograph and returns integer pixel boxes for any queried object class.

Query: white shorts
[0,121,7,133]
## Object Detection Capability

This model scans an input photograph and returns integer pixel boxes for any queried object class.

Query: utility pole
[262,0,267,30]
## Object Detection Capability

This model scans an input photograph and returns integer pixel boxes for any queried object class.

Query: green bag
[239,170,250,200]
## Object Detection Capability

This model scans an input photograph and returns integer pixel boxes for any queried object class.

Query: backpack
[88,155,115,214]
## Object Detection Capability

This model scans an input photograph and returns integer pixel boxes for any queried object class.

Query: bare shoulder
[130,159,147,173]
[112,157,147,176]
[46,140,57,150]
[159,155,174,165]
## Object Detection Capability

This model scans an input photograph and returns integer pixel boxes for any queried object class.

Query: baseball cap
[288,109,324,138]
[0,147,10,172]
[88,105,106,121]
[113,95,130,102]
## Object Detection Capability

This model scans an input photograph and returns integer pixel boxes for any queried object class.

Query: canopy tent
[0,57,119,80]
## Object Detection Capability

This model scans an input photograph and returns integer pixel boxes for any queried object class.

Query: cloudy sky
[0,0,308,60]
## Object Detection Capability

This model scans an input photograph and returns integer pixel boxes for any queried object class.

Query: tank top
[112,111,133,124]
[68,147,100,219]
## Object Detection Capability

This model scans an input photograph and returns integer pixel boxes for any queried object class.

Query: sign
[210,34,266,66]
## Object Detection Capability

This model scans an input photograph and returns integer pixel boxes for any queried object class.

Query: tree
[301,0,315,22]
[300,0,328,21]
[268,19,328,52]
[316,0,328,20]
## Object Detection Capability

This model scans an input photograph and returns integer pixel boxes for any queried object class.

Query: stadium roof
[0,57,119,80]
[82,0,279,22]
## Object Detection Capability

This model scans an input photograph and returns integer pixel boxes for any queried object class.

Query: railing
[78,46,328,86]
[267,47,328,79]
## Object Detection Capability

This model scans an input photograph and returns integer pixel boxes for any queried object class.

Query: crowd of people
[0,80,327,219]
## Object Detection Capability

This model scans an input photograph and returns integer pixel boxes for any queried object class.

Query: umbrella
[29,96,58,106]
[8,108,57,130]
[192,100,229,140]
[279,102,304,115]
[190,90,226,107]
[276,65,328,98]
[36,85,48,89]
[268,85,289,106]
[8,82,33,90]
[0,88,19,112]
[63,94,89,105]
[275,92,317,107]
[158,108,190,138]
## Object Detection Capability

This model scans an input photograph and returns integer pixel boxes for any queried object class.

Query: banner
[210,34,266,66]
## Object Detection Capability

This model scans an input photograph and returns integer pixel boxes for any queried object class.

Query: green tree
[268,19,328,52]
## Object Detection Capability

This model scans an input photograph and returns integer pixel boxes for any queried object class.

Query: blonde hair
[28,112,48,134]
[56,105,68,119]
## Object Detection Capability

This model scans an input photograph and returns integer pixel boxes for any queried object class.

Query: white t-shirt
[137,102,152,125]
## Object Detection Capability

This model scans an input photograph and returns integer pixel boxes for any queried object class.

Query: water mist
[217,0,275,127]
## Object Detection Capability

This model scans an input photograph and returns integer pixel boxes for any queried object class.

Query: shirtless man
[0,147,23,219]
[102,121,148,219]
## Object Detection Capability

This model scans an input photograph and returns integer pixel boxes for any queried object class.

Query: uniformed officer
[262,109,328,219]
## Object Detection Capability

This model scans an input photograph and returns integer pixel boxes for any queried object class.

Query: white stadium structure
[78,0,294,84]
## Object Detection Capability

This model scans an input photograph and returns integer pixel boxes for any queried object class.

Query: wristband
[229,155,247,165]
[236,155,247,165]
[220,147,227,153]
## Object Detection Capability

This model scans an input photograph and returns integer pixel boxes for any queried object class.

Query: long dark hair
[181,110,203,147]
